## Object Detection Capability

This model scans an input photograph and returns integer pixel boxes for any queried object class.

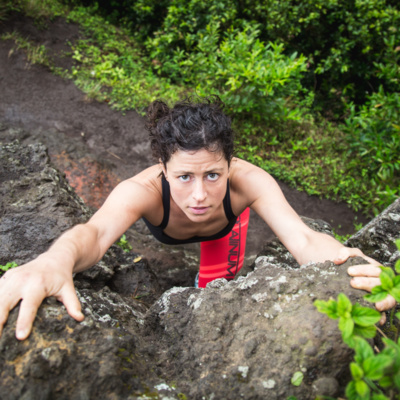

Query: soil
[0,13,370,263]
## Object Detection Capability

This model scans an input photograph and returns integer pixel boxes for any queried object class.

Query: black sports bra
[142,176,238,245]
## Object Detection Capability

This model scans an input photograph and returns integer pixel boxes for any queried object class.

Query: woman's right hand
[0,255,84,340]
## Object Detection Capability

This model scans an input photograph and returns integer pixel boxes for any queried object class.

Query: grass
[235,118,374,214]
[2,31,51,67]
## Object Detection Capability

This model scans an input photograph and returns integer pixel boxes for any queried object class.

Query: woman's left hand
[334,247,396,312]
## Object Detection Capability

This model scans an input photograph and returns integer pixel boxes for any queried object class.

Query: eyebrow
[173,168,225,175]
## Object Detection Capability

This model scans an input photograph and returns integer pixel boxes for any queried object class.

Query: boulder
[0,142,171,399]
[144,257,370,399]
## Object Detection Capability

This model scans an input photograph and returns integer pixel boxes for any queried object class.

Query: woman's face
[163,148,230,222]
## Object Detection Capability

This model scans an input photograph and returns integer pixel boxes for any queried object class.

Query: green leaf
[291,371,303,386]
[389,287,400,302]
[379,375,393,388]
[0,261,18,272]
[382,337,400,355]
[353,324,377,339]
[393,275,400,286]
[337,293,352,317]
[350,362,364,381]
[364,292,388,302]
[314,299,338,319]
[345,381,357,398]
[393,371,400,389]
[363,355,392,380]
[339,316,354,339]
[364,285,388,303]
[380,271,394,291]
[354,337,374,364]
[355,379,370,397]
[371,394,390,400]
[396,258,400,275]
[352,303,381,326]
[380,266,395,280]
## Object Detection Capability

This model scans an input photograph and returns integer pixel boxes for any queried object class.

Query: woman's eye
[207,173,219,181]
[179,175,190,182]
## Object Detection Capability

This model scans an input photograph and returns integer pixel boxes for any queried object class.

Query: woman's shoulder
[229,157,273,183]
[100,164,164,224]
[106,164,163,212]
[128,164,164,193]
[229,157,280,211]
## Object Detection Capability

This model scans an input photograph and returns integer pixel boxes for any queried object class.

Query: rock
[0,140,89,264]
[0,141,182,399]
[346,198,400,267]
[1,141,399,400]
[312,376,339,397]
[144,257,370,399]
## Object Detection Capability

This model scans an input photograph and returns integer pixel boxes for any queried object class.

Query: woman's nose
[192,180,207,202]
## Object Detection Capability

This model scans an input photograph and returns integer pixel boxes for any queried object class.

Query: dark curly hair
[146,95,235,166]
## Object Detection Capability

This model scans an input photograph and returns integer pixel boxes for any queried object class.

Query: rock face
[346,200,400,268]
[0,141,399,400]
[144,257,371,400]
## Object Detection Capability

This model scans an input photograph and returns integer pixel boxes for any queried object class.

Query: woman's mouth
[190,206,209,215]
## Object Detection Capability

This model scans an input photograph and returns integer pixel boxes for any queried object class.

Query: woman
[0,96,393,340]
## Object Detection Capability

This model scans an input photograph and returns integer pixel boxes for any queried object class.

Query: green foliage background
[2,0,400,217]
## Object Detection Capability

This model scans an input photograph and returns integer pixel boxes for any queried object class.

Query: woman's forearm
[44,223,104,273]
[293,230,345,266]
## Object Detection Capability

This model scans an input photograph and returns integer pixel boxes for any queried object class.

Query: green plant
[0,262,18,276]
[314,238,400,399]
[65,5,188,113]
[344,87,400,214]
[115,234,132,252]
[178,21,309,123]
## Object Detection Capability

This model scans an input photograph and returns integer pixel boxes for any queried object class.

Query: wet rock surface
[0,142,399,399]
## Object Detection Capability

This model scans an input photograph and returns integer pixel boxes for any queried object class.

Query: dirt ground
[0,14,370,263]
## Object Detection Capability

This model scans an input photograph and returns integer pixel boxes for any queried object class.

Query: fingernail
[352,278,361,288]
[75,311,84,320]
[348,267,355,275]
[16,329,27,340]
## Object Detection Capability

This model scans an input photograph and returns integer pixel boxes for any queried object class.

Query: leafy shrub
[157,20,309,122]
[75,0,400,114]
[344,87,400,213]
